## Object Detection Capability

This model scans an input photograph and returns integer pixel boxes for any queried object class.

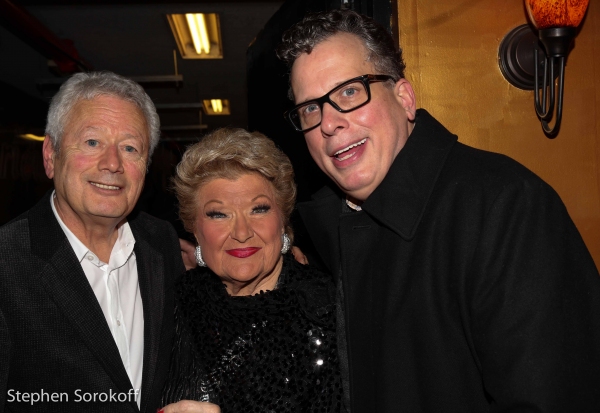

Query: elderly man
[0,72,198,413]
[278,9,600,413]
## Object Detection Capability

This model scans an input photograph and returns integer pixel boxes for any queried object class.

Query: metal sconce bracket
[499,25,545,90]
[499,24,576,137]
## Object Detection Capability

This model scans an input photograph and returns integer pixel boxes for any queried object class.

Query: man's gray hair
[45,71,160,157]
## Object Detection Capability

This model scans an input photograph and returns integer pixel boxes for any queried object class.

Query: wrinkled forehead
[65,95,149,138]
[196,173,278,207]
[67,94,144,120]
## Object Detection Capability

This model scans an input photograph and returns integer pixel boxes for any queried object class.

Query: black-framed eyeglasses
[283,74,395,132]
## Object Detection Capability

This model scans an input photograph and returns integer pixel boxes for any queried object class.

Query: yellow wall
[398,0,600,269]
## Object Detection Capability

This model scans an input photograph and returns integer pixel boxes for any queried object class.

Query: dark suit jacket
[298,109,600,412]
[0,191,184,412]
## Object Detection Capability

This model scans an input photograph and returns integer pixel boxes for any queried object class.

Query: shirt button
[117,320,121,326]
[87,256,94,261]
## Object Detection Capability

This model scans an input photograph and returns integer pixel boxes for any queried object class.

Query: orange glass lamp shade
[526,0,589,29]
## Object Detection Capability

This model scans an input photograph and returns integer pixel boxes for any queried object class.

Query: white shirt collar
[345,197,363,211]
[50,190,135,264]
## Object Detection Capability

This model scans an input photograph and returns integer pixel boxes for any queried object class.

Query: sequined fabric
[162,254,342,412]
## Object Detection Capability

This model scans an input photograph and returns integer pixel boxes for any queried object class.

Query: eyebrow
[79,126,144,140]
[252,194,271,202]
[80,126,100,133]
[297,77,354,106]
[203,200,224,208]
[202,194,271,209]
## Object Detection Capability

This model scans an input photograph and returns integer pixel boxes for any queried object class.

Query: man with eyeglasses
[277,9,600,413]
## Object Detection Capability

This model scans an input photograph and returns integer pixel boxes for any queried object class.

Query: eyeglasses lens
[291,80,369,131]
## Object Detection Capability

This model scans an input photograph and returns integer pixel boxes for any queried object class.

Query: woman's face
[193,173,285,296]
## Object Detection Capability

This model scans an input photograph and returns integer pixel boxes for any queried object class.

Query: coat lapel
[362,109,457,240]
[130,218,165,413]
[29,192,136,410]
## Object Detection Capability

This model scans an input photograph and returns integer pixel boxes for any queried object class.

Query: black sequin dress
[162,254,342,413]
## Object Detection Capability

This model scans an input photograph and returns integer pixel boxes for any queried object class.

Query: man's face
[43,95,149,229]
[290,33,416,202]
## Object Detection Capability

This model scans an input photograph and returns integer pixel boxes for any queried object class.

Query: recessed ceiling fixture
[203,99,230,115]
[167,13,223,59]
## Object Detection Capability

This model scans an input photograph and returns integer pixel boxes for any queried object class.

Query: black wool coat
[0,191,184,412]
[297,109,600,413]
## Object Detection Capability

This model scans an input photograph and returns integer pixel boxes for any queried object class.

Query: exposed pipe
[0,0,92,74]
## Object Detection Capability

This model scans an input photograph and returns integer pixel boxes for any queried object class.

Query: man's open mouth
[334,138,367,161]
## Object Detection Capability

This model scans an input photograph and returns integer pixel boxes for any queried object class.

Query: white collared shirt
[51,192,143,407]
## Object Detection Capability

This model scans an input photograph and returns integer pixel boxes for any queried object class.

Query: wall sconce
[498,0,589,137]
[167,13,223,59]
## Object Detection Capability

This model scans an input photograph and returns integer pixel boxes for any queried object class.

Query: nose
[98,144,124,173]
[231,214,254,243]
[319,102,348,136]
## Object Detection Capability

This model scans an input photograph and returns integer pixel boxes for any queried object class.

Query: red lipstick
[226,247,260,258]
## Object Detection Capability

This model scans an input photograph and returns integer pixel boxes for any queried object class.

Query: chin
[227,267,262,282]
[338,181,369,197]
[88,201,130,215]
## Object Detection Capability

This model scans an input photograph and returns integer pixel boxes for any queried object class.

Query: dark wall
[0,80,50,224]
[247,0,339,203]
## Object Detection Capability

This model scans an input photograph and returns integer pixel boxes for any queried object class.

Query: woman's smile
[225,247,261,258]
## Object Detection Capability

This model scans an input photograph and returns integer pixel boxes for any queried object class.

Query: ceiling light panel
[167,13,223,59]
[203,99,230,115]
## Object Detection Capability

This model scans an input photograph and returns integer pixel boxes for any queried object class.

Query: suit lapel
[29,192,136,408]
[130,218,165,413]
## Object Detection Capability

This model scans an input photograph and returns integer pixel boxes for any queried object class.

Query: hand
[291,246,309,265]
[158,400,220,413]
[180,238,198,271]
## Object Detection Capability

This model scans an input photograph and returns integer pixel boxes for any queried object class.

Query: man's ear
[42,136,56,179]
[394,79,417,122]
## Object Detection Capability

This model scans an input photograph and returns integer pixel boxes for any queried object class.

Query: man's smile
[90,181,122,190]
[333,138,367,161]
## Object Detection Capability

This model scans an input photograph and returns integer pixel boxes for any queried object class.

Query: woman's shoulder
[279,255,337,323]
[175,267,226,304]
[282,254,334,283]
[281,254,334,290]
[177,266,207,289]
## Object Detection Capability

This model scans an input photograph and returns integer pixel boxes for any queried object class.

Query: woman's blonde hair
[173,128,297,243]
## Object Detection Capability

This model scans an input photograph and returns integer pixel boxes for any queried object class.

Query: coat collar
[298,109,457,263]
[28,191,165,413]
[360,109,457,240]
